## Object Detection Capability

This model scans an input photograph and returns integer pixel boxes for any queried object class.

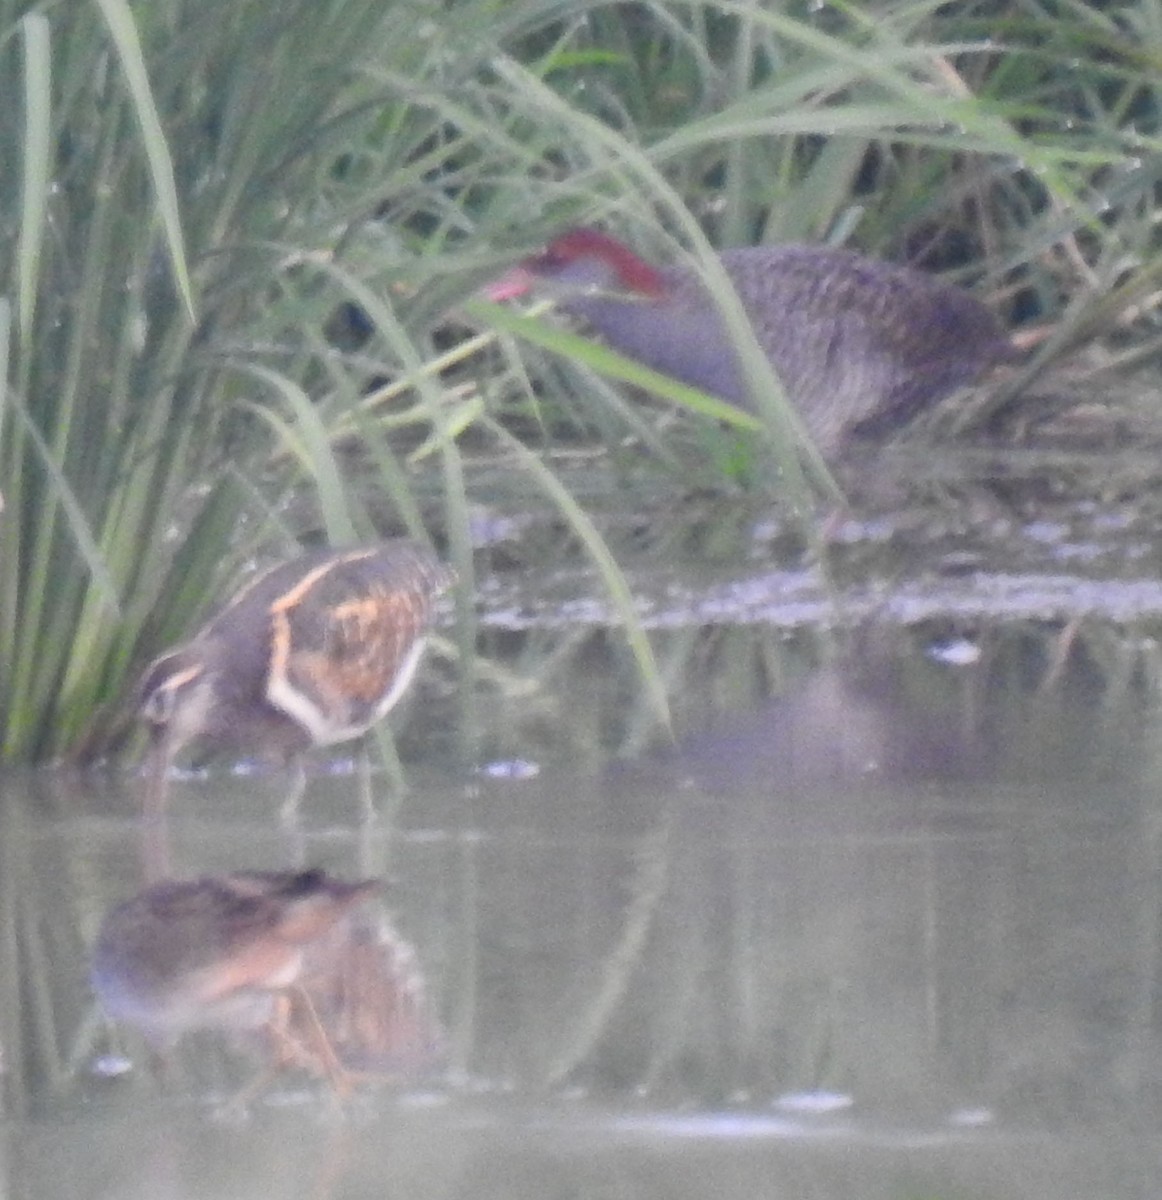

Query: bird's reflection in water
[90,869,441,1100]
[302,899,442,1076]
[652,627,1000,803]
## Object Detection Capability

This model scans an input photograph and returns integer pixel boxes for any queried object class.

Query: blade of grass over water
[481,415,672,738]
[470,299,768,432]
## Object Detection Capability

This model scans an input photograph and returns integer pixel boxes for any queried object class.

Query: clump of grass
[0,0,480,762]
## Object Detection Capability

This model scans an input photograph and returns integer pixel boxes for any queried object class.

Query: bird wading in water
[137,541,453,819]
[486,228,1016,459]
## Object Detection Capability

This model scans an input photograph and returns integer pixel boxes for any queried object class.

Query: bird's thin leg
[214,998,294,1116]
[221,992,317,1113]
[278,757,309,824]
[285,981,403,1093]
[141,819,174,884]
[141,739,176,881]
[283,985,354,1097]
[142,737,174,821]
[277,758,311,866]
[221,1056,279,1117]
[357,747,375,824]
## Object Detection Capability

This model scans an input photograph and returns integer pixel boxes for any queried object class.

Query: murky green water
[7,498,1162,1197]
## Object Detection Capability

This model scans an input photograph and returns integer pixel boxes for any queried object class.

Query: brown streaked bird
[137,541,453,817]
[90,869,381,1091]
[486,228,1017,459]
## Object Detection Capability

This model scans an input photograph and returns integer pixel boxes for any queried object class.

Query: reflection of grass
[547,820,671,1086]
[1,0,1156,764]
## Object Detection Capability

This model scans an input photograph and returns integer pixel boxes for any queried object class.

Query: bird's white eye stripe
[160,665,203,692]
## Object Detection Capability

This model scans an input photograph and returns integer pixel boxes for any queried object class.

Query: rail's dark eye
[531,249,566,272]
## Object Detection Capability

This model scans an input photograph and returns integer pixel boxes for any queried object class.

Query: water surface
[7,472,1162,1198]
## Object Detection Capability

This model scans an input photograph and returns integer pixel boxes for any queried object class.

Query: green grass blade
[0,297,9,459]
[17,13,50,350]
[92,0,195,321]
[234,364,360,546]
[481,414,672,739]
[6,394,120,616]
